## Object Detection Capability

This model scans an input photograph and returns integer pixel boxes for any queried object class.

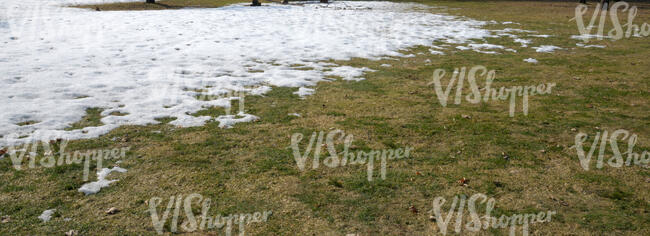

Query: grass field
[2,0,649,235]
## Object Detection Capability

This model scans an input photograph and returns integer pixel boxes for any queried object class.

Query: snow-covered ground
[1,0,534,146]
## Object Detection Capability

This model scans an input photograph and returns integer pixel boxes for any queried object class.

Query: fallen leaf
[458,177,469,186]
[409,205,418,214]
[416,171,422,176]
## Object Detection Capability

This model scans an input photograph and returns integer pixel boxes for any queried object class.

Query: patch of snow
[215,112,259,128]
[78,167,127,195]
[288,113,301,117]
[523,58,538,63]
[325,66,374,81]
[469,43,505,50]
[38,209,55,222]
[0,1,525,146]
[576,43,606,48]
[294,87,315,99]
[456,46,471,50]
[472,50,499,54]
[529,34,551,38]
[505,48,517,53]
[429,49,445,55]
[380,64,392,67]
[533,45,562,53]
[495,28,536,33]
[514,38,531,47]
[571,34,611,40]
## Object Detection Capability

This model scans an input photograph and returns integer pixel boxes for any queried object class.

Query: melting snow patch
[325,66,374,81]
[429,49,445,55]
[571,34,611,40]
[576,43,606,48]
[294,87,315,99]
[78,167,127,195]
[288,113,301,117]
[380,64,392,67]
[496,28,536,34]
[215,113,259,128]
[530,34,551,38]
[533,45,562,53]
[524,58,538,63]
[514,38,531,47]
[38,209,55,222]
[469,43,505,50]
[0,1,529,146]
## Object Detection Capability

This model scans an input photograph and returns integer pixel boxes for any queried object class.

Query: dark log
[251,0,261,6]
[146,0,155,3]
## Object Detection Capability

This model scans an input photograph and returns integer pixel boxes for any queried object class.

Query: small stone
[571,128,577,132]
[65,230,78,236]
[1,216,10,223]
[429,215,436,222]
[540,149,546,153]
[461,114,471,119]
[106,207,119,215]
